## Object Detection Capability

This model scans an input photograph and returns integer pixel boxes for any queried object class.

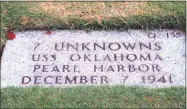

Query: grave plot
[1,30,185,88]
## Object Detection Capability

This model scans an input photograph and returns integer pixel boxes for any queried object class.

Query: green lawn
[0,2,186,108]
[1,86,186,108]
[0,1,186,46]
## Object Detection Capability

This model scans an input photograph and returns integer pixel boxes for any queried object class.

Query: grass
[1,86,186,108]
[0,2,186,108]
[0,1,186,46]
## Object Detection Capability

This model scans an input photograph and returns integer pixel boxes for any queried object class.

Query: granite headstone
[1,30,185,88]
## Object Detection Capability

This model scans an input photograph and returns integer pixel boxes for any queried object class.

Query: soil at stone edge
[0,46,5,61]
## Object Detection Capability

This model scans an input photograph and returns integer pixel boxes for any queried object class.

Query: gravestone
[1,30,185,88]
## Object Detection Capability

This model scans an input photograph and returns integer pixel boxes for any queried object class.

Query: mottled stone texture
[1,30,185,88]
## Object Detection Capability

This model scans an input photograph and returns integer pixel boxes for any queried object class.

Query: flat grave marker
[1,30,185,88]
